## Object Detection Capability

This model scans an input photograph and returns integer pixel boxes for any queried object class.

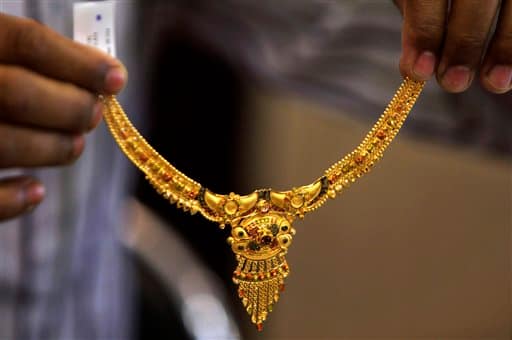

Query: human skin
[0,13,127,221]
[395,0,512,94]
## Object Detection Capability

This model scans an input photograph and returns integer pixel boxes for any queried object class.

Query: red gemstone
[238,289,244,297]
[354,155,364,164]
[257,323,263,332]
[139,153,149,162]
[258,273,265,280]
[247,228,258,237]
[188,191,197,199]
[261,235,272,245]
[246,273,253,280]
[161,173,173,182]
[376,130,386,139]
[119,129,129,139]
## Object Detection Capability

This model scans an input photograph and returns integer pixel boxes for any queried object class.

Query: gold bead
[224,200,239,215]
[290,195,304,209]
[342,164,352,173]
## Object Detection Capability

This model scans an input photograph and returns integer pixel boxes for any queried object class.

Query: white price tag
[73,1,116,57]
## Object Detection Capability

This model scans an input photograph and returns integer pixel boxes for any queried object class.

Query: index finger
[0,13,127,94]
[399,0,448,80]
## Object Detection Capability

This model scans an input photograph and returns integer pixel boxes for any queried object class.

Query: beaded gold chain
[102,77,424,330]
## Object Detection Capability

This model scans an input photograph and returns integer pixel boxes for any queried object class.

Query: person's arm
[0,13,127,221]
[394,0,511,94]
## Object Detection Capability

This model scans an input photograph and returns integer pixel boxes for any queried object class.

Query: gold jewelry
[102,77,424,331]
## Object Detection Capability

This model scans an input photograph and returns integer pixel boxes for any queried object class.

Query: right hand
[0,13,127,221]
[395,0,512,94]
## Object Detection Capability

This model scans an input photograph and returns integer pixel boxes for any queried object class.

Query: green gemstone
[270,224,279,236]
[248,241,260,251]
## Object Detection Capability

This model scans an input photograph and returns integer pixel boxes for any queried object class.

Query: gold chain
[102,77,424,330]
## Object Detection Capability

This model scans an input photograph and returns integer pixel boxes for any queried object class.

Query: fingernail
[89,101,104,130]
[24,181,45,206]
[105,66,127,93]
[487,65,512,91]
[442,66,472,92]
[72,135,86,158]
[413,51,436,80]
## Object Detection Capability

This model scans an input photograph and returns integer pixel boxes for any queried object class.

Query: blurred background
[1,0,511,339]
[132,1,511,339]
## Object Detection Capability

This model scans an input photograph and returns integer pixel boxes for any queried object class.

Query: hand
[395,0,511,94]
[0,13,127,221]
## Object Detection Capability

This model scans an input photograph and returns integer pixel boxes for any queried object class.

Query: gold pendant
[102,77,424,330]
[230,213,293,331]
[194,180,327,329]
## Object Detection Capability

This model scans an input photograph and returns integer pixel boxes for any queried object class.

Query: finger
[0,13,127,94]
[0,176,45,222]
[0,124,85,168]
[0,66,103,132]
[0,66,103,133]
[400,0,448,81]
[437,0,501,93]
[481,0,512,93]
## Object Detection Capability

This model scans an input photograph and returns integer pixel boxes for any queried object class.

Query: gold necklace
[102,77,424,331]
